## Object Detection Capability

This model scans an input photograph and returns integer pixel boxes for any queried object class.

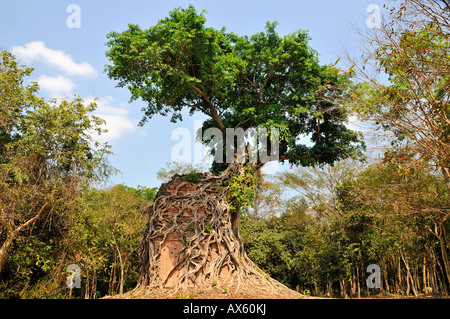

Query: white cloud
[12,41,97,78]
[87,96,138,144]
[37,75,76,97]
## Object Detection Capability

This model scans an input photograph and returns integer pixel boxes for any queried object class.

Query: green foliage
[0,50,156,299]
[156,161,208,183]
[242,216,295,286]
[69,184,154,297]
[346,0,449,188]
[204,223,214,233]
[0,50,39,139]
[0,50,116,298]
[183,172,201,183]
[132,185,158,201]
[225,169,256,214]
[243,158,449,297]
[105,5,365,173]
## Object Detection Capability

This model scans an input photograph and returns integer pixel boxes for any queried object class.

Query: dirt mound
[137,168,302,296]
[104,283,307,299]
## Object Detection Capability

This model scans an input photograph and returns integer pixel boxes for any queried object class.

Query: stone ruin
[137,170,296,296]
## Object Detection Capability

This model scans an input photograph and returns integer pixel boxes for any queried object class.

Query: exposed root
[136,165,293,296]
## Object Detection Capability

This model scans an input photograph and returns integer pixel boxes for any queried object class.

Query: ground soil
[103,283,309,299]
[104,286,450,299]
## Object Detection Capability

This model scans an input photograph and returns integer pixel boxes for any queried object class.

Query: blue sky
[0,0,383,189]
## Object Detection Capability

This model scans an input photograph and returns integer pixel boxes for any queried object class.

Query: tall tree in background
[72,185,156,298]
[105,5,364,293]
[344,0,450,289]
[105,5,364,173]
[347,0,449,198]
[277,158,367,219]
[0,50,112,275]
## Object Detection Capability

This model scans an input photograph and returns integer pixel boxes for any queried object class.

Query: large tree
[105,5,364,293]
[343,0,450,294]
[347,0,449,198]
[0,50,111,275]
[105,5,364,171]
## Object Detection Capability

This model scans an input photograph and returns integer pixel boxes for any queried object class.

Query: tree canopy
[346,0,450,197]
[0,50,113,277]
[105,5,364,173]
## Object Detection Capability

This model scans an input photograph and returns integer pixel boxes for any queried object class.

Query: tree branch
[16,202,49,235]
[191,86,226,131]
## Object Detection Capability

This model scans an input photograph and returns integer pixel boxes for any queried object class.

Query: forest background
[0,0,449,298]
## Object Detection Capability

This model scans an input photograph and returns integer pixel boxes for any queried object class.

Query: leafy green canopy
[0,50,112,188]
[105,5,364,170]
[0,50,114,280]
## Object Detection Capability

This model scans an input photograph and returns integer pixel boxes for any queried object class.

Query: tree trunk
[0,230,15,275]
[326,281,332,297]
[401,250,418,297]
[109,252,116,295]
[350,274,356,298]
[356,266,361,298]
[438,216,450,287]
[436,254,448,294]
[397,256,403,295]
[340,279,348,298]
[383,262,390,293]
[313,274,319,296]
[85,267,90,299]
[91,268,97,299]
[412,265,419,296]
[0,202,48,275]
[423,257,427,294]
[428,249,439,294]
[136,165,294,295]
[114,240,125,295]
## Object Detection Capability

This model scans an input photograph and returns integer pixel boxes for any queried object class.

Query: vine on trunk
[225,168,257,215]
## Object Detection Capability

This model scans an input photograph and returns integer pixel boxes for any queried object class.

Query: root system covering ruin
[134,165,299,298]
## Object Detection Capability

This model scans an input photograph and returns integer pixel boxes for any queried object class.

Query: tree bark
[442,167,450,206]
[356,265,361,298]
[401,250,418,297]
[0,202,48,275]
[434,249,448,294]
[85,267,90,299]
[114,239,125,295]
[192,86,225,131]
[0,230,15,275]
[382,261,390,293]
[397,255,404,295]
